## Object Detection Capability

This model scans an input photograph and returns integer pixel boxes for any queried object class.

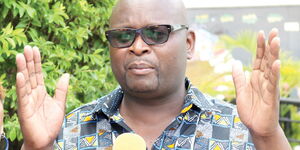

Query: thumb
[54,73,70,103]
[232,60,246,96]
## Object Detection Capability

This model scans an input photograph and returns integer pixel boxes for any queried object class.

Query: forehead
[110,0,186,28]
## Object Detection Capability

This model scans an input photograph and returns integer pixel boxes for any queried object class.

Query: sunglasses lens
[107,29,135,48]
[106,25,172,48]
[142,25,170,45]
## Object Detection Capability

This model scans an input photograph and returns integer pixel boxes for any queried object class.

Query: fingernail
[271,28,279,34]
[277,60,281,65]
[64,73,70,78]
[259,30,265,35]
[24,45,31,49]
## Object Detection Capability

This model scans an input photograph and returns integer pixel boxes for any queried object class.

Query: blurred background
[183,0,300,149]
[0,0,299,149]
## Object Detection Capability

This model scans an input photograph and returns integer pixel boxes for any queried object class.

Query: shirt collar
[88,78,220,118]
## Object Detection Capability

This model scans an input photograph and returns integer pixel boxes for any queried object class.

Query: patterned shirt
[55,79,256,150]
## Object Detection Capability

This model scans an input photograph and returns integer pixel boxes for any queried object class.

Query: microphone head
[113,133,147,150]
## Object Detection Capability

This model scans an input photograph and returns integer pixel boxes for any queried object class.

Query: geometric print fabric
[54,79,256,150]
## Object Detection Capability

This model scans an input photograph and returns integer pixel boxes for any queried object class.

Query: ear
[186,30,196,60]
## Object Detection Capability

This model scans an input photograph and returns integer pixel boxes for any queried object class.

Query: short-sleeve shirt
[54,79,256,150]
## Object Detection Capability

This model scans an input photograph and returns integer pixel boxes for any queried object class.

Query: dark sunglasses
[105,24,189,48]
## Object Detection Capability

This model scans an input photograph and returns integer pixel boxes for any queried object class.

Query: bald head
[109,0,187,28]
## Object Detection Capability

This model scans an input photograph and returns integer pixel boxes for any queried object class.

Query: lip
[127,62,155,75]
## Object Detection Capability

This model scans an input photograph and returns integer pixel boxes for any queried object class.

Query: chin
[125,75,159,93]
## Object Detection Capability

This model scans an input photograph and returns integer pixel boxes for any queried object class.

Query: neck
[120,82,186,124]
[119,82,186,150]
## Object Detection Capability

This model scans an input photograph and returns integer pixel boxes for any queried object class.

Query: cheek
[110,50,126,79]
[158,43,187,73]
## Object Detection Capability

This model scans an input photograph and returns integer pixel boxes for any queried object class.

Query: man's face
[109,0,194,98]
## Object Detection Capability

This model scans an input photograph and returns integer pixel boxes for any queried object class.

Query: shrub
[0,0,117,148]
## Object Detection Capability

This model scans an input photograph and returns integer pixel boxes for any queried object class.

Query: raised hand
[16,46,70,150]
[232,28,280,136]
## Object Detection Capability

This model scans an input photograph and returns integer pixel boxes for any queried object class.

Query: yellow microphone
[113,133,147,150]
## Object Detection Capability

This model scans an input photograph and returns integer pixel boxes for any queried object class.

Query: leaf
[9,126,17,141]
[18,2,36,18]
[0,74,5,81]
[1,7,10,18]
[2,23,13,35]
[17,4,26,17]
[3,0,12,8]
[26,6,36,18]
[0,39,8,50]
[0,57,4,63]
[0,0,118,146]
[32,18,42,27]
[6,37,16,48]
[12,28,24,35]
[28,29,39,41]
[15,20,28,28]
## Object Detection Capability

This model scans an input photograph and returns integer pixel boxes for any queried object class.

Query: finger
[253,30,265,70]
[24,46,37,89]
[267,60,280,93]
[16,53,31,94]
[16,73,35,122]
[267,29,279,69]
[268,28,279,45]
[16,73,27,100]
[32,46,45,86]
[264,29,279,79]
[232,60,246,96]
[269,37,280,64]
[265,37,280,79]
[259,29,277,73]
[260,44,269,73]
[262,45,271,80]
[16,73,30,111]
[54,74,70,104]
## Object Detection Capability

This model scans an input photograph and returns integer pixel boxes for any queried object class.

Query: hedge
[0,0,117,148]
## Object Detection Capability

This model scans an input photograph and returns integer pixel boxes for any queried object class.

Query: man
[16,0,291,149]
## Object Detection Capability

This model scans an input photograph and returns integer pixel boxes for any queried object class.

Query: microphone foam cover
[112,133,147,150]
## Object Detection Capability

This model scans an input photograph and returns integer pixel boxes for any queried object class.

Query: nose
[129,35,151,56]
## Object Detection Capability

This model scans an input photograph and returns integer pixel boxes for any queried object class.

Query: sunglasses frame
[105,24,189,48]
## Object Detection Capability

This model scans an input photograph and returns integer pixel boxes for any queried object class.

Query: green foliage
[0,0,117,147]
[280,104,300,147]
[219,30,257,55]
[187,58,236,102]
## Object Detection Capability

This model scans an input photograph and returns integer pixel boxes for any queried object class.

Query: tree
[0,0,117,148]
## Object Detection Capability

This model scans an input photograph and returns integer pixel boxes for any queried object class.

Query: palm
[232,29,281,136]
[16,46,70,149]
